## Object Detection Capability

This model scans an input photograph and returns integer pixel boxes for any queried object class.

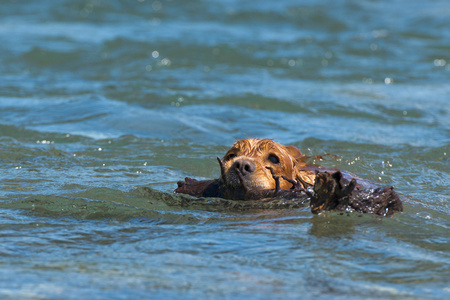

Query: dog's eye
[268,154,280,164]
[225,154,237,161]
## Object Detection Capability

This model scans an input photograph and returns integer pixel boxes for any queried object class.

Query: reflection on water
[0,0,449,299]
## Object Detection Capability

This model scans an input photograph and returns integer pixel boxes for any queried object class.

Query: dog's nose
[233,158,255,176]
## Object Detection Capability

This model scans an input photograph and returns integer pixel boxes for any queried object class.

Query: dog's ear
[285,145,303,160]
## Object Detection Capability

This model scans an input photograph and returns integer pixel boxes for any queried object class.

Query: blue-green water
[0,0,449,299]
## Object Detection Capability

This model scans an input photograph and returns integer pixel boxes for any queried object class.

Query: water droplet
[384,77,393,84]
[159,58,171,66]
[433,59,446,67]
[152,51,159,58]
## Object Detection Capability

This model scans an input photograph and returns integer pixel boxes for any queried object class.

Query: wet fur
[174,138,403,216]
[220,139,316,191]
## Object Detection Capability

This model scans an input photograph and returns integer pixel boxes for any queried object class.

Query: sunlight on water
[0,0,449,299]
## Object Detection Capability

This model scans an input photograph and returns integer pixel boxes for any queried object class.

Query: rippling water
[0,0,449,299]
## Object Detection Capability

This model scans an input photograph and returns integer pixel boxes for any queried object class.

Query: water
[0,0,449,299]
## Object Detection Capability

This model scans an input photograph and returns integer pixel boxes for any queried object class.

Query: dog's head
[220,138,311,190]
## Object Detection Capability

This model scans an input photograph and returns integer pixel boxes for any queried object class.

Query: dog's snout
[233,158,255,176]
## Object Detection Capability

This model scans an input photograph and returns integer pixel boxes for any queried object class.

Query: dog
[174,138,403,215]
[219,138,316,191]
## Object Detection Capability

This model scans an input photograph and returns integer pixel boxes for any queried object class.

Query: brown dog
[174,138,403,215]
[219,138,316,191]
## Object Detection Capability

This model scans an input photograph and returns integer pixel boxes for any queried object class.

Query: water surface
[0,0,449,299]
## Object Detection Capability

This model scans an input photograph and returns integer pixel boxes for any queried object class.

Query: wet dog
[218,138,316,191]
[174,138,403,215]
